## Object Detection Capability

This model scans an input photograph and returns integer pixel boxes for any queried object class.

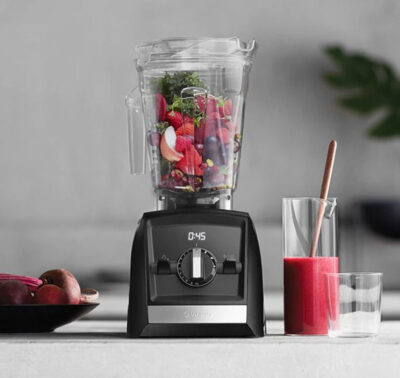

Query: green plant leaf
[368,113,400,138]
[338,93,383,115]
[323,73,357,88]
[323,45,400,138]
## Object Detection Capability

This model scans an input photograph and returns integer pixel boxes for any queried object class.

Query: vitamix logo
[183,310,213,321]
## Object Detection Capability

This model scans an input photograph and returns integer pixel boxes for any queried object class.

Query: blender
[126,37,264,337]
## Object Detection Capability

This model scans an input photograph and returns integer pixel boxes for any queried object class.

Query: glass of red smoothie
[283,197,338,335]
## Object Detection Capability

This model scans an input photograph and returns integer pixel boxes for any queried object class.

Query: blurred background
[1,0,400,318]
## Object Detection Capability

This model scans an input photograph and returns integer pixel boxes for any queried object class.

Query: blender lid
[136,37,257,67]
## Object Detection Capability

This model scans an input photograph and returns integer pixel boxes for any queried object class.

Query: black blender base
[127,208,265,338]
[130,324,264,338]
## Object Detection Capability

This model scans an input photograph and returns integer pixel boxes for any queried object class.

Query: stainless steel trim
[148,305,247,324]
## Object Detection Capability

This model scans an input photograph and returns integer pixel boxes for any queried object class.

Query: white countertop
[90,288,400,320]
[1,320,400,378]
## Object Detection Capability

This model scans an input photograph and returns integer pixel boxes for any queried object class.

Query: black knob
[223,258,242,274]
[155,257,171,274]
[177,248,217,287]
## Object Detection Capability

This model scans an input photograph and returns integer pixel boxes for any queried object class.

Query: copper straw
[309,140,337,258]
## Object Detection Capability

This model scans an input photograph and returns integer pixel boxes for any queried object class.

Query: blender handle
[125,87,146,175]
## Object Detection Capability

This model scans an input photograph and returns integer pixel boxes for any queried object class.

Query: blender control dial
[177,248,217,287]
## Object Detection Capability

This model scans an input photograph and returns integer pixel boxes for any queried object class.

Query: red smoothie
[284,256,339,335]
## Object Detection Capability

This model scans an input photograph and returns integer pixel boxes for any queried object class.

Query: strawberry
[175,136,193,153]
[176,144,203,176]
[216,127,231,144]
[165,110,184,129]
[176,122,194,136]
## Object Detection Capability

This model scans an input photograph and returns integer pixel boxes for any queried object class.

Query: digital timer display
[187,232,206,241]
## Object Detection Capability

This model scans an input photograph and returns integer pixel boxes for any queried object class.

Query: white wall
[1,0,400,277]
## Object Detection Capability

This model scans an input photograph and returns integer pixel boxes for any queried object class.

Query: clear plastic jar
[126,38,256,208]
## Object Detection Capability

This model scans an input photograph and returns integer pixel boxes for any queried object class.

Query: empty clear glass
[325,273,382,338]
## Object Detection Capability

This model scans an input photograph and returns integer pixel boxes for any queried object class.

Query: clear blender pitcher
[126,37,256,210]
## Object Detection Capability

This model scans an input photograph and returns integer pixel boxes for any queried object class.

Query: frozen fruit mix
[148,72,242,192]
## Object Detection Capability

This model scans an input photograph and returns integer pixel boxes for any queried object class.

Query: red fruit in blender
[176,144,203,176]
[223,99,233,116]
[205,112,224,138]
[223,120,236,133]
[206,98,218,116]
[196,96,206,112]
[166,110,184,129]
[183,135,194,144]
[175,136,192,153]
[183,115,194,124]
[208,111,220,121]
[171,168,184,180]
[34,284,69,305]
[0,280,32,304]
[156,93,167,122]
[217,127,231,144]
[176,123,194,137]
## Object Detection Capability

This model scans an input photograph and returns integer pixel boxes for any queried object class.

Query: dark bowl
[0,303,99,333]
[360,200,400,239]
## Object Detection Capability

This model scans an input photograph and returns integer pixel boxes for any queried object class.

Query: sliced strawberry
[156,93,167,122]
[176,122,194,137]
[175,136,193,153]
[176,144,203,176]
[166,110,184,129]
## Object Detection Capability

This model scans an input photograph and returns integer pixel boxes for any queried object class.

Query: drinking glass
[283,197,338,335]
[325,272,382,337]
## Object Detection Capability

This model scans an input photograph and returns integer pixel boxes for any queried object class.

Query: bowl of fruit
[0,269,99,332]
